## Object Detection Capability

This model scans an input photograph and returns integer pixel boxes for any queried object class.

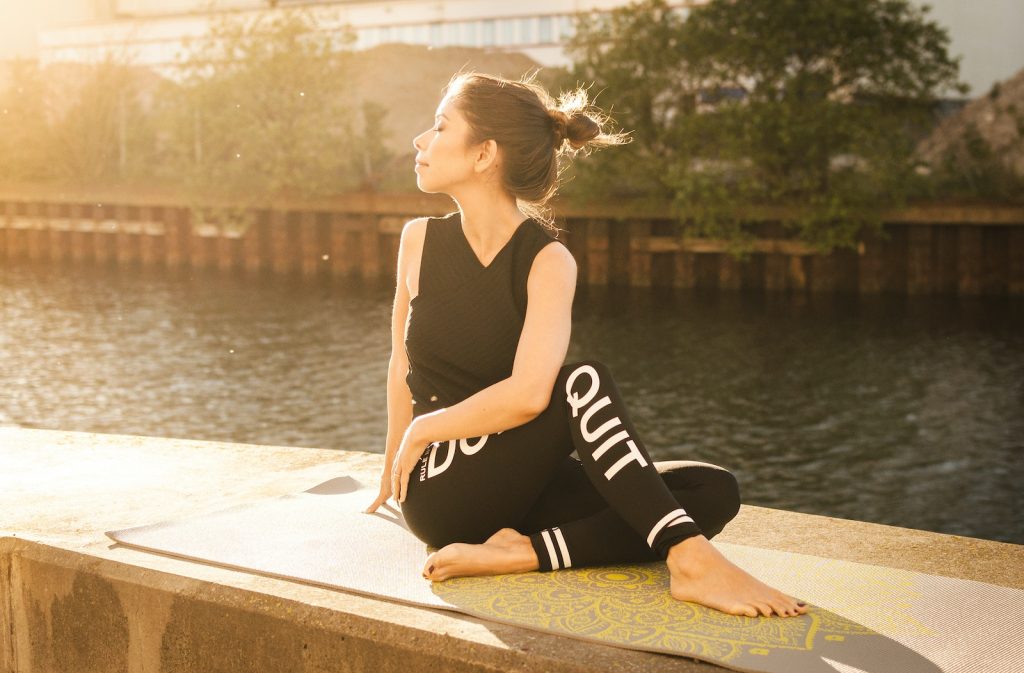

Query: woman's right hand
[363,470,393,513]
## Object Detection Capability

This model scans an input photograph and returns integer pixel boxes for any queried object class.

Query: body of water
[2,261,1021,544]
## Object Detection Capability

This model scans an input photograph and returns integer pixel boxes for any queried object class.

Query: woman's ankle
[666,534,712,566]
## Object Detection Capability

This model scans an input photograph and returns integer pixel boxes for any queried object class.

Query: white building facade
[34,0,698,77]
[15,0,1024,94]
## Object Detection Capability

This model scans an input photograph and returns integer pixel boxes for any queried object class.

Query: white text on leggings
[419,434,489,481]
[565,364,649,480]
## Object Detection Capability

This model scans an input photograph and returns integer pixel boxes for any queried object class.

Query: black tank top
[405,211,561,416]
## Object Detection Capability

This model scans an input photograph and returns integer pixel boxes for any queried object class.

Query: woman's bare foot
[423,528,539,581]
[668,535,809,618]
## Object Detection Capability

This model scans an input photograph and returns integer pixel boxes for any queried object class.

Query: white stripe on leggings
[541,529,560,570]
[553,527,572,568]
[603,440,650,480]
[591,429,630,461]
[646,508,692,547]
[667,513,695,529]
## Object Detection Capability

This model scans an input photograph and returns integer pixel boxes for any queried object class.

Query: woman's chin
[415,179,440,194]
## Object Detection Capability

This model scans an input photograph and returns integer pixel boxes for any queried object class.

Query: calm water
[2,260,1022,544]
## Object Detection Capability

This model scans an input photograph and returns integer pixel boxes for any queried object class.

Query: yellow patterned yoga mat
[106,476,1023,673]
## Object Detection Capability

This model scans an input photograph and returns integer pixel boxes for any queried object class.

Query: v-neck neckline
[457,215,532,270]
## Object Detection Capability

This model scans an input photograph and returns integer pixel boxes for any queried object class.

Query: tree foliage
[559,0,966,252]
[0,58,157,184]
[154,8,360,230]
[0,7,395,231]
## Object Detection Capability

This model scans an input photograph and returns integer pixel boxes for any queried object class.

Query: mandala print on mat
[430,562,856,662]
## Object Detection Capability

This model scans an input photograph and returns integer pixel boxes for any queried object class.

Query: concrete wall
[2,427,1022,672]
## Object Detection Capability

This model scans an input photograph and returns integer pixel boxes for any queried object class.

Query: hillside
[346,42,568,160]
[917,66,1024,175]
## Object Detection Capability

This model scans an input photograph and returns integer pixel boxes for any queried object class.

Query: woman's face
[412,97,491,193]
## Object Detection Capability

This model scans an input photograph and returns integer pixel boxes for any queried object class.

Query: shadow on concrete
[303,475,362,495]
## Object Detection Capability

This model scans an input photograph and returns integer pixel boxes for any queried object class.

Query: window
[356,27,373,49]
[377,26,392,44]
[482,19,495,46]
[462,21,479,46]
[498,18,515,45]
[538,16,552,43]
[429,22,442,47]
[559,15,575,39]
[517,17,534,44]
[444,22,460,46]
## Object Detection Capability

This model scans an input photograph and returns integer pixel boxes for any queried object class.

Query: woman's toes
[737,604,759,618]
[423,547,451,580]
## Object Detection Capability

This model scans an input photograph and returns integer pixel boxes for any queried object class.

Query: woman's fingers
[364,491,386,513]
[399,468,411,503]
[391,470,400,503]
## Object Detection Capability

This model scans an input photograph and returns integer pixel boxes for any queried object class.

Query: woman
[365,71,808,619]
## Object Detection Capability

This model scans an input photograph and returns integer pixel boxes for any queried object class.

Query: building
[19,1,697,79]
[2,0,1022,95]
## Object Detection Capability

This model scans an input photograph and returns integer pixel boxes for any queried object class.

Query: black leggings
[401,360,741,571]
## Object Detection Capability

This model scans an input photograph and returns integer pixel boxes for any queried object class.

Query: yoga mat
[106,475,1023,673]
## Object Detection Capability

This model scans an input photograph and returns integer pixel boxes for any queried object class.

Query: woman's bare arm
[365,218,424,512]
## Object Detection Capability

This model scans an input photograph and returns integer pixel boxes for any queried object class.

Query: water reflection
[2,261,1021,544]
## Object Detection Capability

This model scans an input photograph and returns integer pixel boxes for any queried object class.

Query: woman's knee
[702,467,741,536]
[717,468,741,521]
[658,461,742,536]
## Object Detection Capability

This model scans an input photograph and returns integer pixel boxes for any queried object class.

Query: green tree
[555,1,694,211]
[154,7,362,231]
[0,60,50,181]
[560,0,965,252]
[0,57,157,186]
[347,100,396,191]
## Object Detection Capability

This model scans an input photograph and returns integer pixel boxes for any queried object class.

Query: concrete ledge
[2,427,1021,672]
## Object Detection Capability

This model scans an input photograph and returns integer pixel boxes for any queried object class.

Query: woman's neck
[451,192,528,253]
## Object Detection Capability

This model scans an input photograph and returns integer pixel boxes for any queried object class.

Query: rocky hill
[917,66,1024,175]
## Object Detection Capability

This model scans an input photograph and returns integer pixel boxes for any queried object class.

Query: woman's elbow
[509,371,557,418]
[522,388,553,418]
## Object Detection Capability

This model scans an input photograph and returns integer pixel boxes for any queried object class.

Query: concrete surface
[2,426,1021,673]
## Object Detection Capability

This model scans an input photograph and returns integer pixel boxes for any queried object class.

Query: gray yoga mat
[106,474,1024,673]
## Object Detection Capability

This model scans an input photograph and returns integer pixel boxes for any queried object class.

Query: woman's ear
[473,138,500,175]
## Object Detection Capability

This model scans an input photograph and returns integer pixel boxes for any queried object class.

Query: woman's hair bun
[548,107,601,151]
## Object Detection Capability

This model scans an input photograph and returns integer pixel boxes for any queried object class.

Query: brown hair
[442,68,630,233]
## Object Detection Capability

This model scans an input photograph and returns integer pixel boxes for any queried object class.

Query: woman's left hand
[391,419,431,504]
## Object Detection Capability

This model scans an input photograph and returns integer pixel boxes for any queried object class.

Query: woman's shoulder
[525,223,575,278]
[521,218,570,259]
[524,217,560,240]
[401,212,458,244]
